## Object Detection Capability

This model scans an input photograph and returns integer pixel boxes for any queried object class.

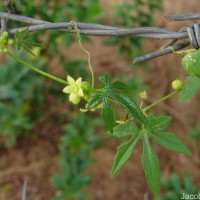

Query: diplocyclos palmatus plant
[1,13,200,199]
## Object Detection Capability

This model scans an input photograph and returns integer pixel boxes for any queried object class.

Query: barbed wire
[1,11,200,64]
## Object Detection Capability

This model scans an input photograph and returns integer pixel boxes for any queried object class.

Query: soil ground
[1,0,200,200]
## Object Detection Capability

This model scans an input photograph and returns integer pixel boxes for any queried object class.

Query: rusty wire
[1,11,200,64]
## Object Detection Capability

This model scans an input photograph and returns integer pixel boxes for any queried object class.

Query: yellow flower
[63,76,84,105]
[139,90,148,100]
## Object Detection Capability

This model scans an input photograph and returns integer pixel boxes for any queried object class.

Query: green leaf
[110,93,146,123]
[20,44,36,56]
[102,97,114,133]
[112,120,138,138]
[150,131,192,156]
[111,80,130,91]
[50,175,66,190]
[145,114,171,131]
[23,39,45,48]
[142,132,160,198]
[87,93,102,109]
[15,28,44,55]
[179,75,200,102]
[110,134,140,178]
[16,28,29,40]
[99,73,111,86]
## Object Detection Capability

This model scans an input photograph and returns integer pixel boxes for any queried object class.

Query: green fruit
[2,48,8,53]
[8,39,14,45]
[81,82,91,93]
[182,50,200,76]
[172,80,184,91]
[2,31,8,38]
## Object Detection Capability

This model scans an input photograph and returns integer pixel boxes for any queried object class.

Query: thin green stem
[94,88,104,93]
[6,51,68,85]
[142,91,179,112]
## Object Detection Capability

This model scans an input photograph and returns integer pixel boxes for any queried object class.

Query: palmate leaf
[144,115,191,182]
[145,114,171,132]
[15,28,44,55]
[142,132,160,198]
[98,73,145,132]
[110,93,146,123]
[150,131,192,156]
[102,96,114,133]
[22,39,44,48]
[99,73,111,87]
[20,44,36,56]
[112,120,138,138]
[179,75,200,102]
[16,28,29,40]
[110,134,140,178]
[87,93,102,109]
[111,80,130,91]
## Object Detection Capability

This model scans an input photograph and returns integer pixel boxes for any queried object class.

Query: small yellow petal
[76,77,82,86]
[80,108,88,112]
[69,93,77,102]
[67,76,76,85]
[69,93,81,104]
[78,88,84,97]
[63,86,72,94]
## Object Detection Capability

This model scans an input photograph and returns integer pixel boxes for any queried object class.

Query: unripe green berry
[3,48,8,53]
[182,50,200,76]
[2,31,8,38]
[8,39,14,45]
[2,40,7,46]
[172,80,184,91]
[81,82,91,93]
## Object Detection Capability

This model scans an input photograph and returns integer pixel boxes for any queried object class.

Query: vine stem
[142,91,179,112]
[70,21,94,87]
[6,51,68,85]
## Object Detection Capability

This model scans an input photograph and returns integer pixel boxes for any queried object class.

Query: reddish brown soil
[1,1,200,200]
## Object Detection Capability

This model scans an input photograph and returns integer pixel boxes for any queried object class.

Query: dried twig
[22,180,28,200]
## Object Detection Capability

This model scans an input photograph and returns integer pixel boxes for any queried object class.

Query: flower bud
[3,48,8,53]
[172,79,184,91]
[81,82,91,93]
[2,31,8,38]
[8,39,14,45]
[139,90,148,100]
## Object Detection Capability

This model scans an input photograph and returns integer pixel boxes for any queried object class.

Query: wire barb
[0,12,200,63]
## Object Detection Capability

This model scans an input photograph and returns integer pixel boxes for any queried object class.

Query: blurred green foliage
[0,51,45,146]
[158,173,200,200]
[189,123,200,142]
[187,122,200,153]
[50,113,101,200]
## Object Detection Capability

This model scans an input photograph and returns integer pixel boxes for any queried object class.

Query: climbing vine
[1,14,200,198]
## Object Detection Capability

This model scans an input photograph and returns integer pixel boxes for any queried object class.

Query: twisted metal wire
[1,12,200,64]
